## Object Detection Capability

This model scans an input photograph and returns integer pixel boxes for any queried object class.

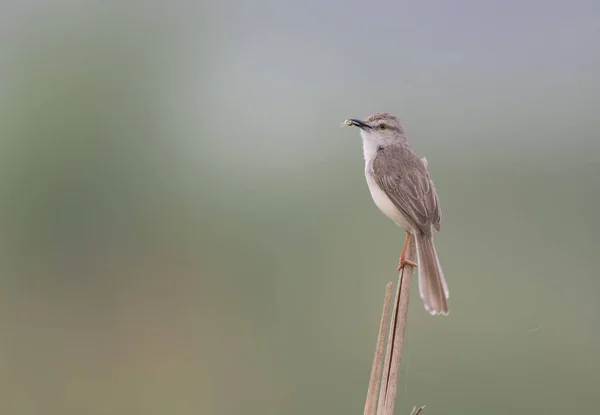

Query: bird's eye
[379,124,387,130]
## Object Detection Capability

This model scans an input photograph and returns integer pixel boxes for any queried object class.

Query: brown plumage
[347,112,449,315]
[372,144,448,315]
[371,144,442,234]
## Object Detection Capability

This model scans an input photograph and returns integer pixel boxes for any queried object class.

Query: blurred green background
[0,1,599,414]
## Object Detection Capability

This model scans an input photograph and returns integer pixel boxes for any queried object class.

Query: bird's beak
[346,119,372,130]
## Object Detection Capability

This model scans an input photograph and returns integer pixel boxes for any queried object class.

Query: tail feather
[414,233,449,315]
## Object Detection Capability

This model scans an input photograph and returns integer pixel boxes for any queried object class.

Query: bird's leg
[397,232,418,271]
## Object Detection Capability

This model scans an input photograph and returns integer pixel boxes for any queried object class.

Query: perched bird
[345,113,449,315]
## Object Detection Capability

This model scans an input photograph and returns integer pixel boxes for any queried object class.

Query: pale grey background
[0,0,599,414]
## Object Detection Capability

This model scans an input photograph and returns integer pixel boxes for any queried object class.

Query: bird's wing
[371,144,441,234]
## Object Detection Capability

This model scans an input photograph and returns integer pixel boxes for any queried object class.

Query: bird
[345,112,449,315]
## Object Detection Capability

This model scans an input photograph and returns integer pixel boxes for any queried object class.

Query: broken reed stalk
[409,406,426,415]
[363,236,424,415]
[364,282,393,415]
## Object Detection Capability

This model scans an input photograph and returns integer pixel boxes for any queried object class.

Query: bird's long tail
[414,233,449,315]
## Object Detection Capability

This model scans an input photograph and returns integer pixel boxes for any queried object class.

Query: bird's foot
[397,257,418,271]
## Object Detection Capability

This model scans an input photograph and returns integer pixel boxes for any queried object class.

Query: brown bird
[345,113,449,315]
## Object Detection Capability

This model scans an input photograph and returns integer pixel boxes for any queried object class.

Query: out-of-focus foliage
[0,1,598,414]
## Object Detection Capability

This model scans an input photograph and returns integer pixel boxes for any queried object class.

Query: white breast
[365,167,412,231]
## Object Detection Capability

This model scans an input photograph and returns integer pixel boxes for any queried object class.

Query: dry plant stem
[410,406,426,415]
[383,237,415,414]
[364,283,394,415]
[376,278,400,415]
[374,237,418,415]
